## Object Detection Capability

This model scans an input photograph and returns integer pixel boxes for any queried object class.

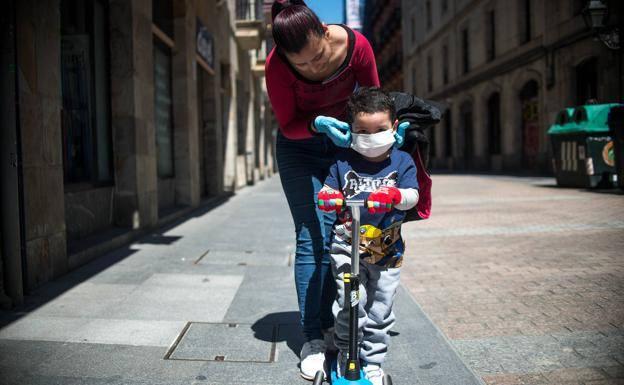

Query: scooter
[312,199,393,385]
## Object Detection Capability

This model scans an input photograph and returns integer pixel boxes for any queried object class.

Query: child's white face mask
[350,130,396,158]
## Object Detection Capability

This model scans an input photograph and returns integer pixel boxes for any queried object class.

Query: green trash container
[548,103,622,188]
[608,106,624,190]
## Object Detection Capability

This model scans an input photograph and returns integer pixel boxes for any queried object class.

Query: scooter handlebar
[344,199,365,207]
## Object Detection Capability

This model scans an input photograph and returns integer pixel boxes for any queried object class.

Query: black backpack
[389,92,446,222]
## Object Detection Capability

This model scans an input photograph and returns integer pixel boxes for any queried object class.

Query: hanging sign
[196,19,214,70]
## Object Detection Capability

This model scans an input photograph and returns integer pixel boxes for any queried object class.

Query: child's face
[352,111,397,135]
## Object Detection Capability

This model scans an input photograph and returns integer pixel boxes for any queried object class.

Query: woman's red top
[265,26,380,140]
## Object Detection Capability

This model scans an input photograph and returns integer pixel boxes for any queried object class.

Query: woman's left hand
[394,121,409,148]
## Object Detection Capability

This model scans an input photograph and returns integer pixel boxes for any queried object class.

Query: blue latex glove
[313,116,351,148]
[394,121,409,148]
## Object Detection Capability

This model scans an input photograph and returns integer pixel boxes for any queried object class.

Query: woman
[265,0,382,380]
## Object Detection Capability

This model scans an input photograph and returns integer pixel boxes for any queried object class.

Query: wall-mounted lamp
[582,0,620,50]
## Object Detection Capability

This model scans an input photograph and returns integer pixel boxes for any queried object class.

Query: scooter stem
[348,200,362,275]
[344,199,364,381]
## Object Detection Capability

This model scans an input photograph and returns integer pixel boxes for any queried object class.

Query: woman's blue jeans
[276,132,337,341]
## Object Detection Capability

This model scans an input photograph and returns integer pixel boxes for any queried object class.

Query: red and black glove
[366,186,402,214]
[318,188,345,212]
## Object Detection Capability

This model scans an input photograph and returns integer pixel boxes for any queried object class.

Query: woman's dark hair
[271,0,325,54]
[347,87,397,123]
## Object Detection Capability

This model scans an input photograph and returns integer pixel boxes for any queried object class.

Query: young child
[317,87,419,384]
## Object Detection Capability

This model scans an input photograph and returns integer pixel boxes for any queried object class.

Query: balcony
[251,40,267,77]
[235,0,264,50]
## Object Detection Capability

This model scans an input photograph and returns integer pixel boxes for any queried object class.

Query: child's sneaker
[299,339,326,380]
[363,363,385,385]
[322,327,337,352]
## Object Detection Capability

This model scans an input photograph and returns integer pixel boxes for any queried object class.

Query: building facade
[0,0,275,307]
[363,0,404,91]
[402,0,622,172]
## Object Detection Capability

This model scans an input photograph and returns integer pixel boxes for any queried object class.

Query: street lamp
[582,0,620,50]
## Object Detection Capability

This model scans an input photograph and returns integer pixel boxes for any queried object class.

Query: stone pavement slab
[0,176,483,385]
[108,273,243,322]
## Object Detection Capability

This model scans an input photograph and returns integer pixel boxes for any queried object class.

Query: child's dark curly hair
[347,87,396,124]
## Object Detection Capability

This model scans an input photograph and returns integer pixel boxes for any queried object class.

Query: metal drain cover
[166,322,276,362]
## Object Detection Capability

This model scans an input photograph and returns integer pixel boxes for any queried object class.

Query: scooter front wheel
[383,373,393,385]
[312,370,325,385]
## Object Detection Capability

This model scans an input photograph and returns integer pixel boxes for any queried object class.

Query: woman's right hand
[313,116,351,148]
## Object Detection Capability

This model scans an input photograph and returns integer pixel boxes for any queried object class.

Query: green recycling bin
[548,103,622,188]
[608,106,624,190]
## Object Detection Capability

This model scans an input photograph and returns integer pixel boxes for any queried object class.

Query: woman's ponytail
[271,0,324,54]
[271,0,308,22]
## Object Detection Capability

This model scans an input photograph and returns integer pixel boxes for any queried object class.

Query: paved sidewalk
[400,175,624,385]
[0,176,482,385]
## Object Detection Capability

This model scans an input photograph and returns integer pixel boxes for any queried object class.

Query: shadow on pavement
[429,169,552,177]
[251,311,304,358]
[0,193,235,330]
[532,182,624,195]
[250,312,402,359]
[134,234,182,245]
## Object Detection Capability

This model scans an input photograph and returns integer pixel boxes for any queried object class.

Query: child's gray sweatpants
[330,239,402,365]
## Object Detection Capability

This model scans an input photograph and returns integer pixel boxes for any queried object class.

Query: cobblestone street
[400,175,624,385]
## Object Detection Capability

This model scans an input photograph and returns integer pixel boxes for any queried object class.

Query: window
[573,0,586,15]
[427,55,433,92]
[461,28,470,74]
[61,0,113,184]
[486,10,496,62]
[153,40,174,178]
[152,0,175,179]
[426,1,432,30]
[442,44,449,85]
[487,93,501,155]
[521,0,532,44]
[576,57,598,104]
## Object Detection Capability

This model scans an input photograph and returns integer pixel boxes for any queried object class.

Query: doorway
[519,80,540,169]
[1,0,25,305]
[459,101,474,168]
[576,57,598,105]
[197,64,219,197]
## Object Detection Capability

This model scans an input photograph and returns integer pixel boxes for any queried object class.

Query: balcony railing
[236,0,262,21]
